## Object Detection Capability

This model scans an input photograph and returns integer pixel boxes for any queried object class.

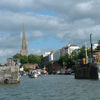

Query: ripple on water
[0,75,100,100]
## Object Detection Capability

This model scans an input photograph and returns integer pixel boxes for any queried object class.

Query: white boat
[33,73,40,78]
[20,67,24,76]
[28,70,40,78]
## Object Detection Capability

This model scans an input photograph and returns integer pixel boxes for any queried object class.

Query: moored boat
[65,68,72,75]
[28,70,41,78]
[41,70,48,75]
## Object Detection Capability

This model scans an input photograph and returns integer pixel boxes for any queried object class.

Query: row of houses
[43,44,80,65]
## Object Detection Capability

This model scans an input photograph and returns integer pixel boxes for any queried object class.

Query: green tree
[71,50,79,60]
[20,56,28,64]
[13,53,22,60]
[78,46,86,59]
[58,54,74,68]
[77,45,91,59]
[28,54,41,64]
[71,50,79,64]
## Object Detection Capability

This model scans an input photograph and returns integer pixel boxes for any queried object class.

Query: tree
[13,53,28,65]
[77,45,91,59]
[78,46,86,59]
[71,50,79,64]
[28,54,41,64]
[58,53,74,68]
[71,50,79,60]
[13,53,22,60]
[20,56,28,64]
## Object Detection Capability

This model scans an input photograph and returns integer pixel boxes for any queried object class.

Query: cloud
[29,48,54,55]
[0,0,100,63]
[0,10,61,32]
[0,48,19,64]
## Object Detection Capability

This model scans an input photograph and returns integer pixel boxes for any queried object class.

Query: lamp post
[90,33,93,63]
[85,42,88,64]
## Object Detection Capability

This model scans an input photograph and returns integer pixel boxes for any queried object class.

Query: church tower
[20,24,28,56]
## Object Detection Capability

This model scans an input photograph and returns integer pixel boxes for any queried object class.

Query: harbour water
[0,75,100,100]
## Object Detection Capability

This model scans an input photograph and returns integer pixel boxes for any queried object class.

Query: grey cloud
[0,0,99,43]
[0,33,21,49]
[0,0,99,18]
[0,11,61,32]
[0,0,100,63]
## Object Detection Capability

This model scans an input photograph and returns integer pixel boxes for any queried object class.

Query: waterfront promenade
[0,75,100,100]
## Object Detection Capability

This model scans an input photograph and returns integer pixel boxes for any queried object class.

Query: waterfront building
[20,24,28,56]
[67,44,80,55]
[7,58,15,66]
[60,44,79,56]
[43,52,51,57]
[60,47,66,56]
[43,44,80,64]
[60,46,69,56]
[43,51,54,64]
[24,64,39,70]
[53,49,61,61]
[49,51,54,62]
[93,44,98,50]
[43,52,51,65]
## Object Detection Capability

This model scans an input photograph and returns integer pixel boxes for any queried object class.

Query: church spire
[20,24,28,56]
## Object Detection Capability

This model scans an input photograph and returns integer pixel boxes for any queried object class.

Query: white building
[43,52,51,57]
[49,51,54,62]
[42,44,80,63]
[93,44,98,50]
[67,44,80,55]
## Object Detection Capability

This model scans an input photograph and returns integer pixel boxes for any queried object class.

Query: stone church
[20,24,28,56]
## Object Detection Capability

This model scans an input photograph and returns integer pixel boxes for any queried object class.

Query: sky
[0,0,100,64]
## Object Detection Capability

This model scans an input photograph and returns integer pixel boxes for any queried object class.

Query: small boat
[41,70,48,75]
[65,68,72,75]
[20,67,24,76]
[28,70,40,78]
[30,73,40,78]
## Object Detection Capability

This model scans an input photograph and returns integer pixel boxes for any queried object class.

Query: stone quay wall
[75,63,98,79]
[0,66,20,84]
